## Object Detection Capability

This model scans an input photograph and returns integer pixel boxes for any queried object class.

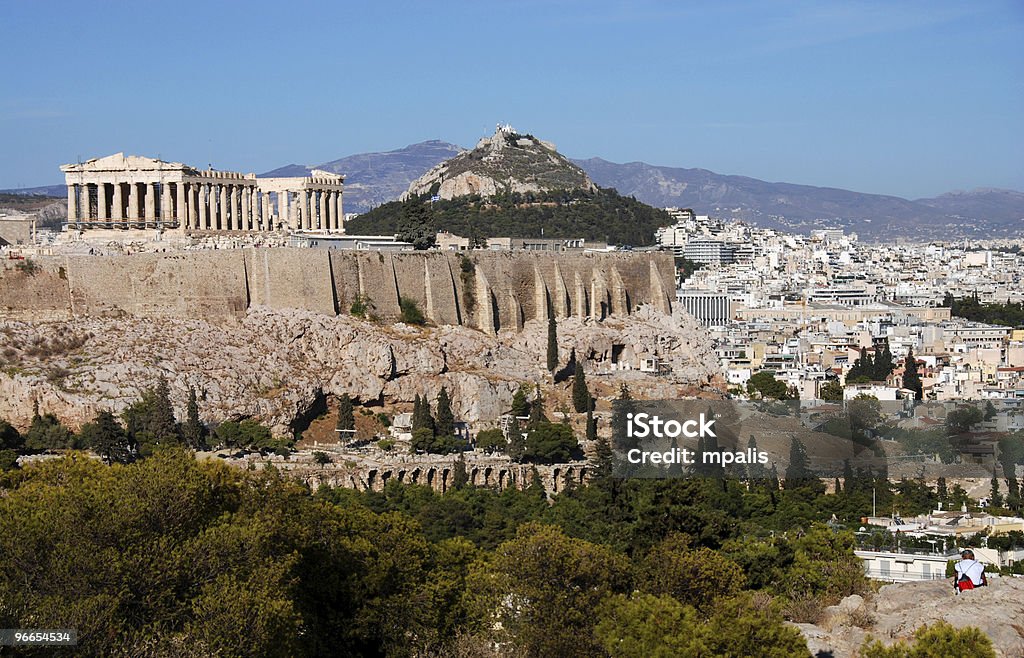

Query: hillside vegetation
[346,188,673,247]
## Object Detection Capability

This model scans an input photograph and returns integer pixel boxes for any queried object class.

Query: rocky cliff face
[797,578,1024,657]
[403,127,597,201]
[0,306,717,436]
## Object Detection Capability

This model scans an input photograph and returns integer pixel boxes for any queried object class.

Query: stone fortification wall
[244,249,336,315]
[0,249,674,329]
[0,260,71,320]
[65,251,249,320]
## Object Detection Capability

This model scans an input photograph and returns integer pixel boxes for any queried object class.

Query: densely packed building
[659,209,1024,400]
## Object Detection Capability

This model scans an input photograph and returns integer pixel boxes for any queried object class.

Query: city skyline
[1,0,1022,198]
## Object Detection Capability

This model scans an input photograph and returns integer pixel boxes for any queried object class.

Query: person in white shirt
[953,549,986,593]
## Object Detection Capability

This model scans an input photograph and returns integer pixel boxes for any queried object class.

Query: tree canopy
[346,188,674,247]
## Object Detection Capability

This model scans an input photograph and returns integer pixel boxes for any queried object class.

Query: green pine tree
[79,410,134,464]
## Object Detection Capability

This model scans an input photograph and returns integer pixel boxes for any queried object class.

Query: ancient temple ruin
[60,153,344,233]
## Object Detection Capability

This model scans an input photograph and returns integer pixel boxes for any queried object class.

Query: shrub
[350,294,374,318]
[14,259,39,276]
[399,297,425,325]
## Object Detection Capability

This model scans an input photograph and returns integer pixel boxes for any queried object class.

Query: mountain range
[261,141,1022,239]
[5,141,1020,240]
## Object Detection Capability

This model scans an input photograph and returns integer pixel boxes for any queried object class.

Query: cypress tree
[510,386,530,418]
[611,384,637,450]
[412,394,435,435]
[784,436,811,487]
[903,347,923,400]
[452,452,469,490]
[182,387,207,450]
[874,338,895,380]
[336,393,355,431]
[592,434,613,480]
[546,315,558,372]
[586,410,597,442]
[412,394,422,430]
[990,467,1003,508]
[747,435,767,482]
[528,390,546,429]
[508,421,526,461]
[435,387,455,437]
[151,378,181,444]
[572,361,591,413]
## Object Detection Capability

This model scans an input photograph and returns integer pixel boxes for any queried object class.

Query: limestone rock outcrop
[0,305,717,436]
[403,126,597,201]
[796,578,1024,658]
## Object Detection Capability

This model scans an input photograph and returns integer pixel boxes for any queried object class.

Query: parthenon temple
[60,153,344,233]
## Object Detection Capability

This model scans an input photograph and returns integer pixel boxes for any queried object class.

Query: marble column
[224,185,233,230]
[145,183,156,224]
[231,185,241,230]
[66,186,75,222]
[161,184,171,225]
[298,190,308,230]
[215,184,223,229]
[225,185,233,230]
[242,187,252,231]
[189,184,198,228]
[279,191,289,228]
[199,184,208,230]
[113,183,123,221]
[81,184,92,222]
[127,183,138,221]
[329,191,339,231]
[218,185,227,230]
[95,183,107,222]
[257,191,266,229]
[176,183,186,227]
[210,184,218,230]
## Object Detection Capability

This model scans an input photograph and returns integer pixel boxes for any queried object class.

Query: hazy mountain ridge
[4,143,1020,238]
[572,157,1022,239]
[261,140,462,214]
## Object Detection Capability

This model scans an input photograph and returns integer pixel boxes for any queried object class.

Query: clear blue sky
[1,0,1021,198]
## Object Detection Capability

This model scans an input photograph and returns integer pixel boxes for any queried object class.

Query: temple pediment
[61,153,193,174]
